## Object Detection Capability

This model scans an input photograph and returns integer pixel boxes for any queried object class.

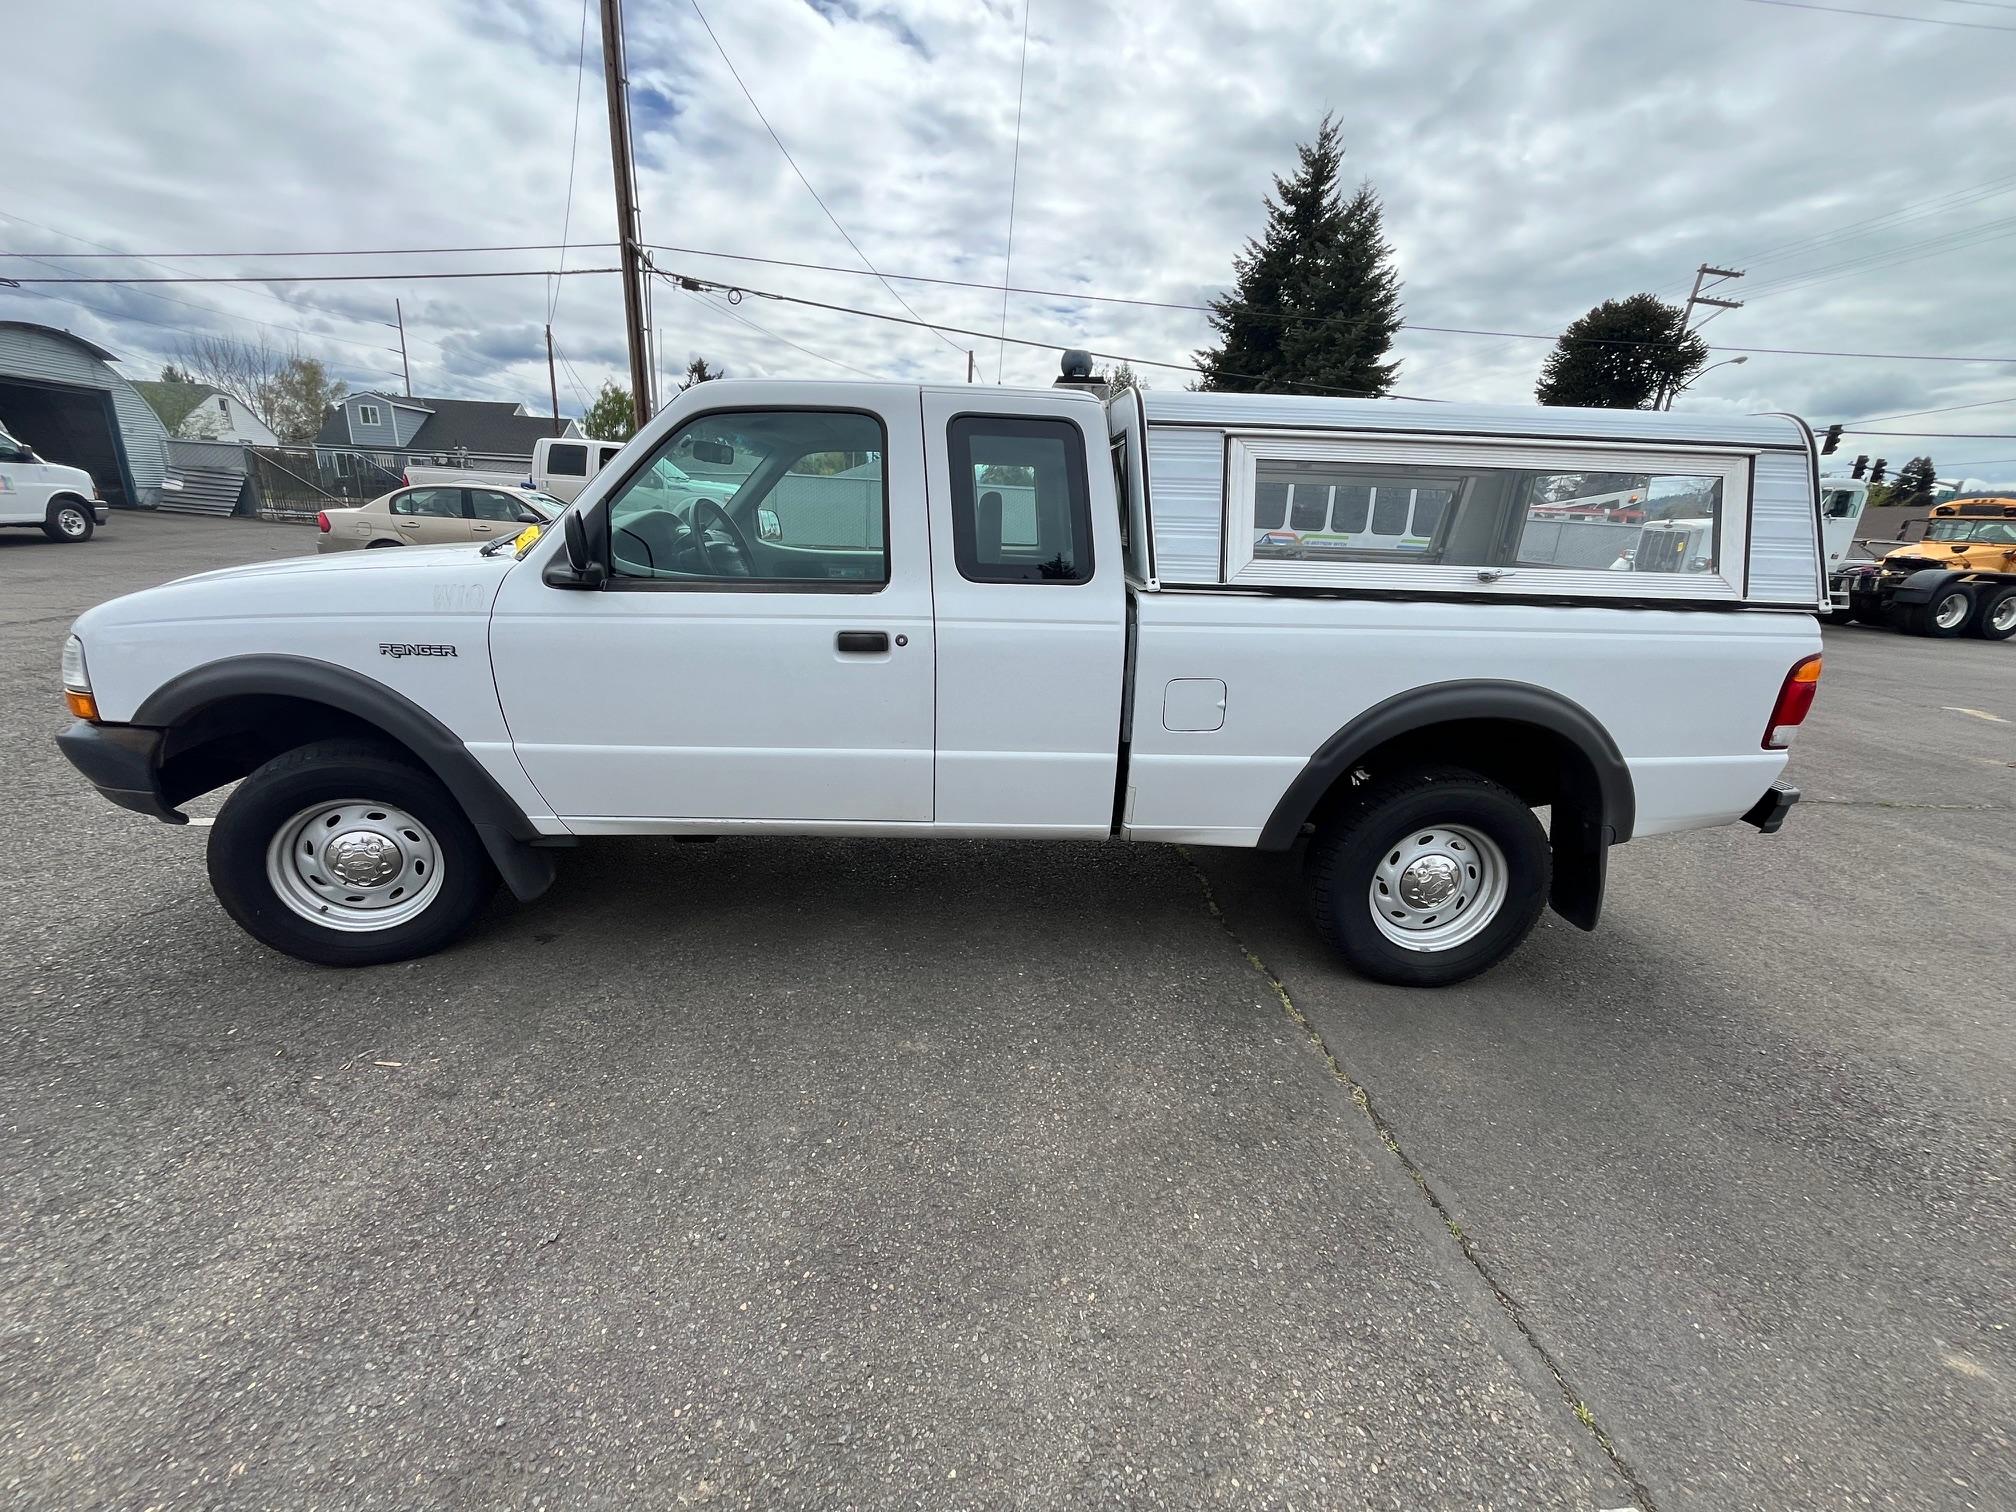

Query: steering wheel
[689,499,755,577]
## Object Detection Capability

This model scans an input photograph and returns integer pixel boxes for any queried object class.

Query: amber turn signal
[65,689,99,721]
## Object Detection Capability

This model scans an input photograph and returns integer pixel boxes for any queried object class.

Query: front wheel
[43,500,94,542]
[208,739,497,965]
[1305,767,1550,987]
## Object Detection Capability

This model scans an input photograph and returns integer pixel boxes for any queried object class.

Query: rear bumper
[54,720,184,823]
[1741,780,1800,835]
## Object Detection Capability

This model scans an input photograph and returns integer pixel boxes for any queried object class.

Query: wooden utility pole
[546,324,563,435]
[394,299,412,397]
[601,0,652,433]
[1661,264,1743,410]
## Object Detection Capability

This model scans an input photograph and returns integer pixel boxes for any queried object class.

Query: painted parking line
[1941,706,2009,724]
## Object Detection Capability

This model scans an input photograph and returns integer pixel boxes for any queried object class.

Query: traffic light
[1869,458,1888,485]
[1822,423,1842,455]
[1851,455,1869,479]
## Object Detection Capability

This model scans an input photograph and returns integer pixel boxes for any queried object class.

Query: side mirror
[543,509,607,589]
[757,507,782,541]
[691,439,735,465]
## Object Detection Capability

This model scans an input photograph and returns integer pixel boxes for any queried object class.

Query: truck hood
[162,542,506,588]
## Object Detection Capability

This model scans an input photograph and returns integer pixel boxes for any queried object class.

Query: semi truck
[1831,497,2016,640]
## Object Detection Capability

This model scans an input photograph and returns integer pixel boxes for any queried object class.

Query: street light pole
[1666,354,1749,407]
[601,0,652,434]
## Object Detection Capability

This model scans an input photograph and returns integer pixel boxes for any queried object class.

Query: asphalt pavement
[2,514,2009,1510]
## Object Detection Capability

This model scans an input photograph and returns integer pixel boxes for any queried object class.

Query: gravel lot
[4,514,2010,1510]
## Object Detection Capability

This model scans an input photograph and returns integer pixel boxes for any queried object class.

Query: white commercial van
[56,361,1824,985]
[1,421,108,542]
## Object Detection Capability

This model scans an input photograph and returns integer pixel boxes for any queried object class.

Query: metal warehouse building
[0,321,168,508]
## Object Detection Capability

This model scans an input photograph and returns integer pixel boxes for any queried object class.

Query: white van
[0,421,108,542]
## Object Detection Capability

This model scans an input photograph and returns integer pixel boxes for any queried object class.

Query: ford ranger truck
[56,364,1824,986]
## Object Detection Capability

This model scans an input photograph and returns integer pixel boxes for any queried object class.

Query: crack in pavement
[1179,847,1661,1512]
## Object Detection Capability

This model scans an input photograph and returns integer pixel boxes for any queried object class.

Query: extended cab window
[604,410,887,587]
[1235,440,1745,593]
[546,443,587,477]
[948,415,1093,584]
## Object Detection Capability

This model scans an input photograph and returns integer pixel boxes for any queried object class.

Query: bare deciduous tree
[174,334,348,442]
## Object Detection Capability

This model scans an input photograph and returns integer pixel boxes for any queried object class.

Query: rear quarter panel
[1124,592,1820,844]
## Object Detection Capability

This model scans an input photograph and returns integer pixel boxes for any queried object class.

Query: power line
[1842,394,2016,424]
[16,256,2016,366]
[655,267,1411,396]
[686,0,964,360]
[1739,0,2016,30]
[1845,427,2016,437]
[997,1,1032,382]
[548,0,594,324]
[677,283,887,380]
[1742,215,2016,301]
[4,266,621,285]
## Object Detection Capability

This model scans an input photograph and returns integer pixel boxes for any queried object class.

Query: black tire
[43,498,94,542]
[1305,766,1550,988]
[1847,595,1886,626]
[366,537,402,548]
[1968,584,2016,641]
[1902,588,1972,638]
[207,739,497,966]
[1822,607,1855,626]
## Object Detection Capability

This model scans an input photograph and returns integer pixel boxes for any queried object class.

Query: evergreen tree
[1893,455,1938,509]
[1195,116,1403,395]
[678,355,725,392]
[1535,295,1706,409]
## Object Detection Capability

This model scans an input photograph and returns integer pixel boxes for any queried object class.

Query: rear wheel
[1305,766,1550,987]
[1903,588,1973,637]
[365,537,402,548]
[1968,584,2016,641]
[43,499,93,542]
[208,739,496,965]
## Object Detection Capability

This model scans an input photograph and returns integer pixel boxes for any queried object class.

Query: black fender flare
[1257,681,1636,932]
[132,654,555,901]
[1890,568,1970,606]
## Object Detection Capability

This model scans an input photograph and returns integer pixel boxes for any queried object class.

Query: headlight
[61,634,98,721]
[61,634,90,693]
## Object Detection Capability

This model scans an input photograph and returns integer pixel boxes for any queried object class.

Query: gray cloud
[5,0,2014,478]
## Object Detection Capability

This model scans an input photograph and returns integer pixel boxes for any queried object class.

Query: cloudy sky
[6,0,2015,482]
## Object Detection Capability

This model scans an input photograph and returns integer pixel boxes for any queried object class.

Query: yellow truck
[1835,498,2016,640]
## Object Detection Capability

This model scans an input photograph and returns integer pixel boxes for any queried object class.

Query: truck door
[489,395,935,825]
[920,390,1128,835]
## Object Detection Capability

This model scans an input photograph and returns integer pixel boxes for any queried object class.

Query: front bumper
[91,502,108,524]
[54,720,184,823]
[1741,781,1800,835]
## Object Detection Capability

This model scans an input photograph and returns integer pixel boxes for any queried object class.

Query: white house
[133,381,278,445]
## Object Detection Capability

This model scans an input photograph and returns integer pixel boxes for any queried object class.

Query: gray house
[0,321,170,508]
[313,391,579,476]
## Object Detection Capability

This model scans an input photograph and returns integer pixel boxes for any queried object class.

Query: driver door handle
[836,631,889,654]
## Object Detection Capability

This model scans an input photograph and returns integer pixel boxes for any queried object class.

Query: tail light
[1764,654,1822,749]
[316,511,331,532]
[401,470,411,486]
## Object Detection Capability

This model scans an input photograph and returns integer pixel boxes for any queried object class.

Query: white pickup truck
[56,364,1825,985]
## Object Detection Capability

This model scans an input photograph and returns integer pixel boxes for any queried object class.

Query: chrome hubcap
[265,801,443,932]
[1993,596,2016,633]
[1935,593,1970,630]
[58,508,87,536]
[1369,823,1508,952]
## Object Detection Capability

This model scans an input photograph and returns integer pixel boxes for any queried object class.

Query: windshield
[522,492,564,520]
[1924,518,2016,544]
